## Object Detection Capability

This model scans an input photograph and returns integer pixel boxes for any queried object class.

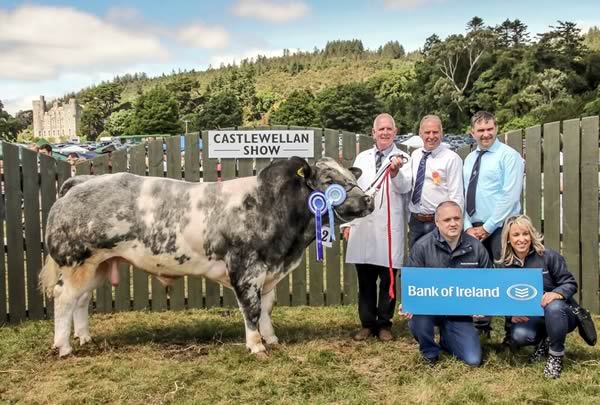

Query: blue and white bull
[40,157,373,356]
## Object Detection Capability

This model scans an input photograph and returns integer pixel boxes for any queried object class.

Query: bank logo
[506,284,538,301]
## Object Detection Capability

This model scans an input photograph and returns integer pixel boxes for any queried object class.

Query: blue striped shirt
[463,139,524,233]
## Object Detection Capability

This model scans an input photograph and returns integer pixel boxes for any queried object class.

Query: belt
[412,213,435,222]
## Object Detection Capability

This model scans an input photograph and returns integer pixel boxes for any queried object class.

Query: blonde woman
[498,215,578,379]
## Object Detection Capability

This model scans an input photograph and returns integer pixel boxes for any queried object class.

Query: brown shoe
[353,328,372,341]
[378,328,394,342]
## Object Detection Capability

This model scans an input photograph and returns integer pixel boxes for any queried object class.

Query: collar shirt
[344,144,412,268]
[408,144,464,215]
[462,139,524,234]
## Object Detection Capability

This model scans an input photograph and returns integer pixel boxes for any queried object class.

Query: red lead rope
[375,166,395,299]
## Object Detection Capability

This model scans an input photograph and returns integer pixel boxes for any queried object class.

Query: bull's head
[298,157,374,222]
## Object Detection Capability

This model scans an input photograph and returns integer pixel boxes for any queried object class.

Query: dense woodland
[2,17,600,141]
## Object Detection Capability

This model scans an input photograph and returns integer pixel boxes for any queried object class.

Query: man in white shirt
[342,113,411,342]
[408,115,464,248]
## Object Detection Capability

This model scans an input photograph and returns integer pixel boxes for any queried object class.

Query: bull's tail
[39,256,61,298]
[58,175,95,198]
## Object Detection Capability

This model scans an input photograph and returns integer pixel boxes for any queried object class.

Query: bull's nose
[364,195,374,211]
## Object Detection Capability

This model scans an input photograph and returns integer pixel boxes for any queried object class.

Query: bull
[39,157,373,356]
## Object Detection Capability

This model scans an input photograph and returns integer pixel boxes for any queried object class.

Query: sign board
[208,130,314,159]
[401,267,544,316]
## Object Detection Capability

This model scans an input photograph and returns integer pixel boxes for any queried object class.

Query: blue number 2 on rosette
[308,191,327,261]
[325,184,347,242]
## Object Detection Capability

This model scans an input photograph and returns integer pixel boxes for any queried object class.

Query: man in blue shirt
[463,111,524,335]
[463,111,524,261]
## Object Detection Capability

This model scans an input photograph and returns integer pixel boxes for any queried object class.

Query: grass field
[0,306,598,404]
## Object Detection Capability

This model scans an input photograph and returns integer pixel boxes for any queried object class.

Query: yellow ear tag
[297,167,305,178]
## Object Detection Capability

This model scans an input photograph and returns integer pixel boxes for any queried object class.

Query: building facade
[32,96,81,140]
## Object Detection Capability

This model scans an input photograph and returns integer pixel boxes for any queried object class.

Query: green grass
[0,306,598,404]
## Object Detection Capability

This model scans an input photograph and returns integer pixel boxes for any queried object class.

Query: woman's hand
[511,316,529,323]
[398,304,412,320]
[541,292,563,307]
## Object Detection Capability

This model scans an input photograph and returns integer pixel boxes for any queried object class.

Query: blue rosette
[308,191,327,261]
[324,184,347,242]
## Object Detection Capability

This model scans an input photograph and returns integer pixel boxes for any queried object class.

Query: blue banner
[401,268,544,316]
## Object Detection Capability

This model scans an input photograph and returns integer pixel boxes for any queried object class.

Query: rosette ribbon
[324,184,347,242]
[308,191,327,261]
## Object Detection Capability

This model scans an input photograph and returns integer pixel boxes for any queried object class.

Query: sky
[1,0,599,115]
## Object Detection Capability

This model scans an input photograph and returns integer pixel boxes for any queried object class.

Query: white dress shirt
[408,143,464,215]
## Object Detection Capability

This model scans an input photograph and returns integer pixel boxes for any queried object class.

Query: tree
[104,109,135,136]
[132,87,180,134]
[0,100,18,141]
[270,90,318,127]
[314,83,382,133]
[79,82,122,139]
[197,91,242,129]
[379,41,405,59]
[466,16,484,32]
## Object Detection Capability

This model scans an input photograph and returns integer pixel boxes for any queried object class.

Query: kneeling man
[400,201,492,366]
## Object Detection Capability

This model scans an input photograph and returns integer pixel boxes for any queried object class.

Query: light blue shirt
[463,139,524,234]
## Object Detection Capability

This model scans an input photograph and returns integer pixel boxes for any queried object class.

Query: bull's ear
[290,156,312,180]
[349,167,362,180]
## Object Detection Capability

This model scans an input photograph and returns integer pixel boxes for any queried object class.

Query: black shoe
[543,354,563,379]
[423,356,439,367]
[501,335,519,353]
[529,338,549,363]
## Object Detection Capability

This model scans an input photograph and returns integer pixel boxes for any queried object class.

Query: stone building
[32,96,81,140]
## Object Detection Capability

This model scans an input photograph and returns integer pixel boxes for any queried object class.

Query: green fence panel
[580,116,599,313]
[111,150,132,312]
[184,133,203,309]
[562,119,581,298]
[202,131,220,308]
[22,149,44,320]
[3,143,26,322]
[542,122,561,251]
[165,136,186,311]
[342,132,360,304]
[220,157,238,308]
[525,125,542,231]
[91,154,113,313]
[129,144,150,311]
[506,130,524,207]
[148,140,168,311]
[0,171,6,322]
[324,129,342,305]
[308,129,324,306]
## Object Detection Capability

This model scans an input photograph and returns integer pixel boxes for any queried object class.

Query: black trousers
[408,214,437,249]
[356,264,398,331]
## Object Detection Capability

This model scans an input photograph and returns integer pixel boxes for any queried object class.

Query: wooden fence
[1,119,598,323]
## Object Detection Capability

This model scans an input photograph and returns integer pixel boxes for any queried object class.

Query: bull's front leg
[231,269,267,354]
[259,289,278,345]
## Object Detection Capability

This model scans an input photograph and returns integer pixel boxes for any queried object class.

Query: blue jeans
[408,214,436,248]
[510,300,578,356]
[409,315,482,366]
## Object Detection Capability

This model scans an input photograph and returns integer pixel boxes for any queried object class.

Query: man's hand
[398,304,412,320]
[511,316,529,323]
[541,292,563,307]
[342,227,350,241]
[465,226,489,241]
[389,156,405,178]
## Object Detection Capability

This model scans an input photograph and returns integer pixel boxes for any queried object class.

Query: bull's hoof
[57,345,73,357]
[247,342,267,354]
[263,335,279,345]
[78,335,92,346]
[255,351,269,360]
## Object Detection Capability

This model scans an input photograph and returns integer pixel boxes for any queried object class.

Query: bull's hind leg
[231,269,267,354]
[72,261,112,346]
[259,289,278,345]
[53,263,100,356]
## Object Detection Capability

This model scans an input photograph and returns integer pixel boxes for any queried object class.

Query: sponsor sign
[208,130,314,159]
[401,267,544,316]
